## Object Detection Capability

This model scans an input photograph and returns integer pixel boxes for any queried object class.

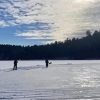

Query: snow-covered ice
[0,60,100,100]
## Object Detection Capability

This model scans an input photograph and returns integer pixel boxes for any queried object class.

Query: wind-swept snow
[0,60,100,100]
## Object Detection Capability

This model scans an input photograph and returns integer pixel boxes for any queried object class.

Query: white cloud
[16,31,55,45]
[16,32,52,37]
[0,21,8,27]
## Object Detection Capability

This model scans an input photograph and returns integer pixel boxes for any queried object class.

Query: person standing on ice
[13,59,18,70]
[45,59,52,68]
[45,59,49,68]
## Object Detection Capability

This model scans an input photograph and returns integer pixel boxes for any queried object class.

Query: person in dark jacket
[13,59,18,70]
[45,59,49,68]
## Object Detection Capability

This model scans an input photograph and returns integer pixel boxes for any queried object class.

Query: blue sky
[0,0,100,45]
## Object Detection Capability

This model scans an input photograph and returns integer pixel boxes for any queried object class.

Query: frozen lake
[0,60,100,100]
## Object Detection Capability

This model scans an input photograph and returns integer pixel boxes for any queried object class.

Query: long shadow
[18,65,45,70]
[0,65,46,72]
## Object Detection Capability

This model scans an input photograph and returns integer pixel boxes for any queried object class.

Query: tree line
[0,30,100,60]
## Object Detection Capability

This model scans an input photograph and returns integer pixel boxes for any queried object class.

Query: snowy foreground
[0,60,100,100]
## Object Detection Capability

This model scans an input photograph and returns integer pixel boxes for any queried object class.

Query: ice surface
[0,60,100,100]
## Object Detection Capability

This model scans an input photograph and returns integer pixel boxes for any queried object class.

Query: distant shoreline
[0,59,100,61]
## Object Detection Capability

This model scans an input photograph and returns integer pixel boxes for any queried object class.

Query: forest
[0,30,100,60]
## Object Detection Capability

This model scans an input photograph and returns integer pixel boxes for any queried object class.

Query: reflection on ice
[74,66,100,88]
